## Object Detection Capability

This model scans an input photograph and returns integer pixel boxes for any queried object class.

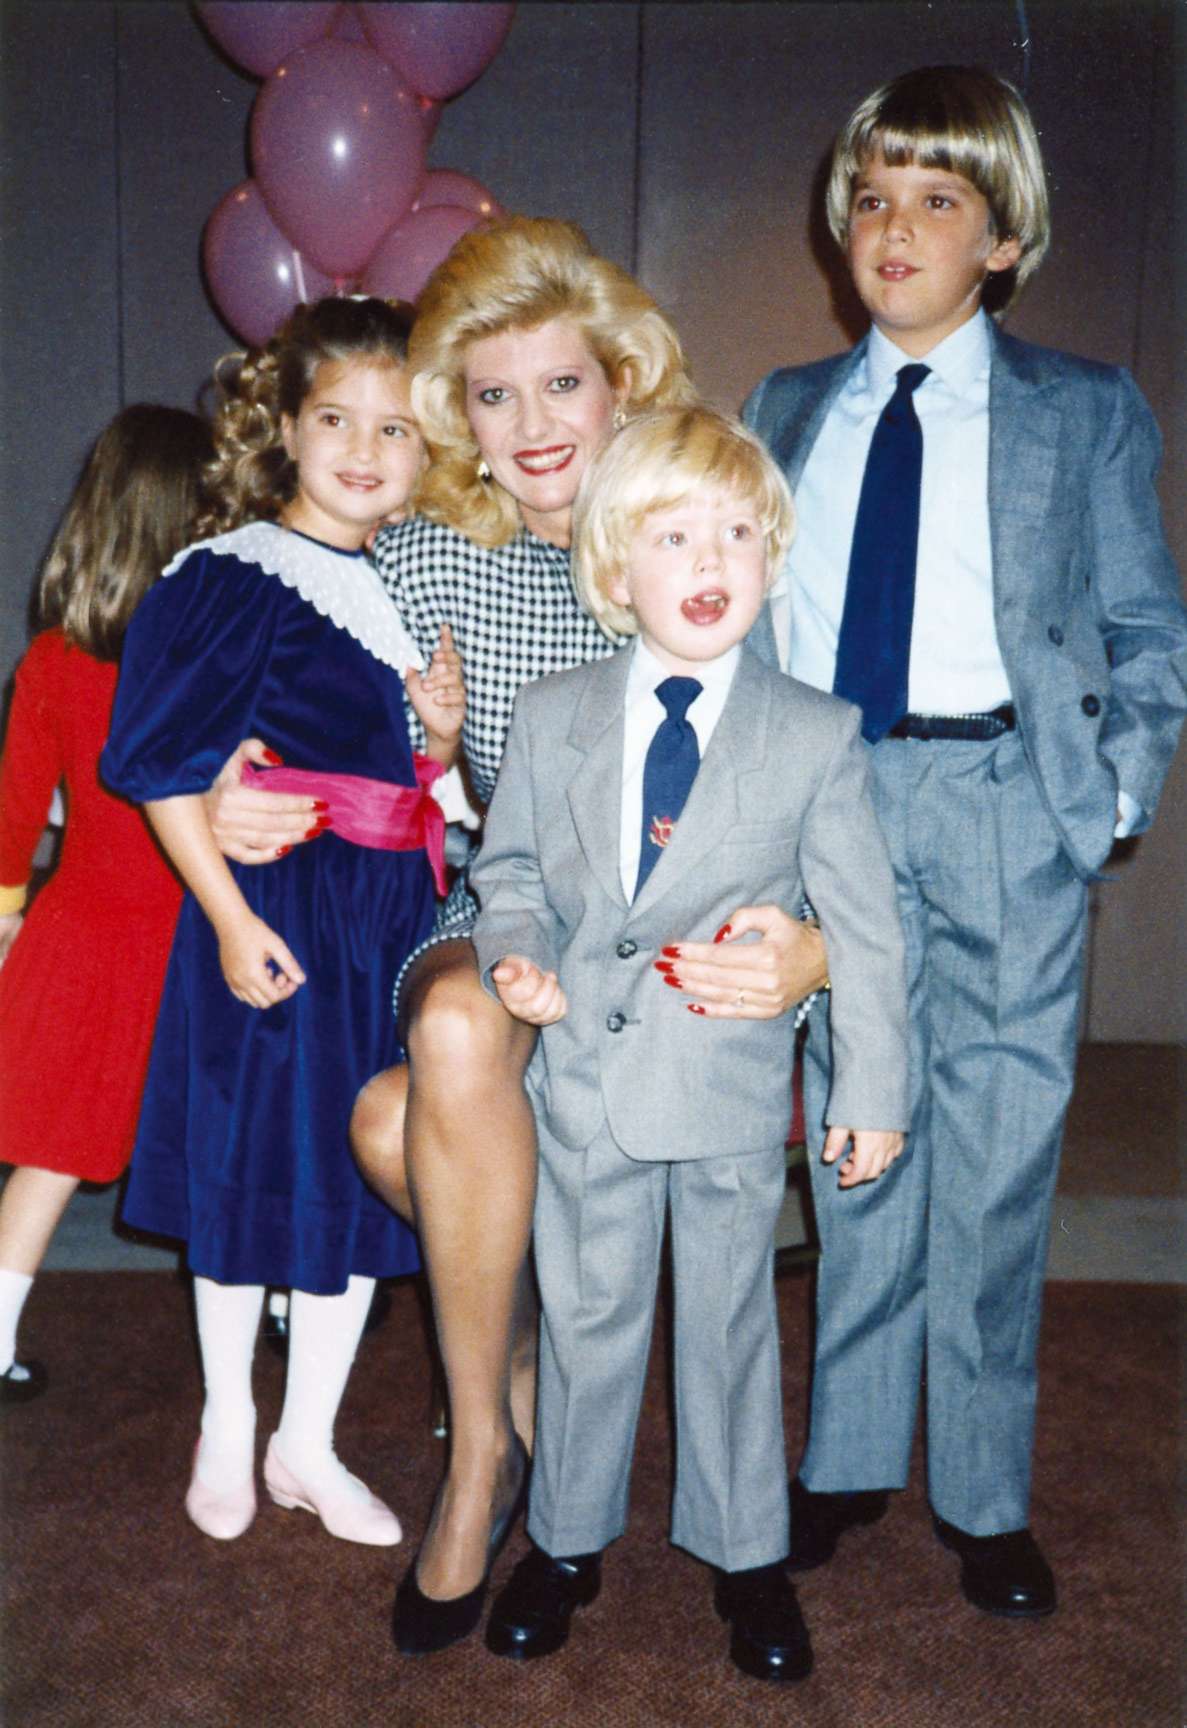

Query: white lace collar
[163,521,424,676]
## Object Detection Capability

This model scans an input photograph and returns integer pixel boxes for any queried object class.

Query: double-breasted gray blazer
[744,326,1187,878]
[470,644,909,1161]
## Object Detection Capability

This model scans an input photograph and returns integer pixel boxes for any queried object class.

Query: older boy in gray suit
[745,66,1187,1618]
[471,406,908,1683]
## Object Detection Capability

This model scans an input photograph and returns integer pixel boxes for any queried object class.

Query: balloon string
[292,250,308,302]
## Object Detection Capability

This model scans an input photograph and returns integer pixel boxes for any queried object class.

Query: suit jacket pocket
[725,819,794,846]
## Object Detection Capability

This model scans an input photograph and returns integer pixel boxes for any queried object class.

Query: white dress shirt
[619,639,739,900]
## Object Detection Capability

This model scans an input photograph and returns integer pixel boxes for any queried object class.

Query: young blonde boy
[470,406,908,1681]
[745,65,1187,1617]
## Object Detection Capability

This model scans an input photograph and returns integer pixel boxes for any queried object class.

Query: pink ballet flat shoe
[263,1436,402,1547]
[185,1440,257,1541]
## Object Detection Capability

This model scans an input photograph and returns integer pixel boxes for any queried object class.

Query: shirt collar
[626,636,740,707]
[866,308,991,402]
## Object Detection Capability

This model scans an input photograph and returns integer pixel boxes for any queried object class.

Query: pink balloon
[361,205,483,303]
[360,2,515,100]
[204,180,335,347]
[413,169,503,220]
[252,40,425,276]
[199,3,343,78]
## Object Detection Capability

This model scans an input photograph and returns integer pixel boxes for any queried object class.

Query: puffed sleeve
[0,631,64,897]
[101,550,282,801]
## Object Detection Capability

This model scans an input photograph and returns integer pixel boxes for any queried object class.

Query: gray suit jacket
[744,326,1187,879]
[470,644,909,1161]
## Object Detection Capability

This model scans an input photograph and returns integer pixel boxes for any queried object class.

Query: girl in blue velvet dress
[102,298,462,1546]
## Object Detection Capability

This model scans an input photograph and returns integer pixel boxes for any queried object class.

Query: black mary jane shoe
[715,1563,814,1683]
[0,1359,48,1406]
[393,1437,529,1657]
[933,1513,1056,1618]
[484,1544,602,1662]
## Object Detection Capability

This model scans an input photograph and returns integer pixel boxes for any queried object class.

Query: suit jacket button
[615,939,637,960]
[1080,693,1101,717]
[1048,624,1064,646]
[606,1011,626,1033]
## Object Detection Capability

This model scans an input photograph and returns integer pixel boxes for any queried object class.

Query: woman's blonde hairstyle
[37,405,212,660]
[571,406,795,640]
[825,65,1050,312]
[409,216,696,547]
[197,295,415,536]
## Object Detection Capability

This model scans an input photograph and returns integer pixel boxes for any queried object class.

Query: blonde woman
[212,221,828,1651]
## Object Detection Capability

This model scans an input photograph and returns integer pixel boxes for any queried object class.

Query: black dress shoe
[933,1513,1056,1618]
[786,1475,890,1571]
[0,1359,47,1405]
[393,1437,529,1656]
[714,1563,813,1683]
[485,1544,602,1661]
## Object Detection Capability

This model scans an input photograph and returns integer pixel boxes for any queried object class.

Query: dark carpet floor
[1,1271,1182,1728]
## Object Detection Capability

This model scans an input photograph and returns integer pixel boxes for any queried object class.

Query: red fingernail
[714,923,732,943]
[654,960,675,974]
[304,825,324,840]
[661,945,681,959]
[276,845,292,858]
[688,1004,706,1015]
[663,975,683,989]
[312,799,329,813]
[262,748,283,766]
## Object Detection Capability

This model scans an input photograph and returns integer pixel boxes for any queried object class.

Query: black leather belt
[886,704,1016,741]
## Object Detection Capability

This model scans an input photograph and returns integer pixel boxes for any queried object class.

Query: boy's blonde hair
[826,65,1050,311]
[409,217,695,548]
[197,296,415,537]
[572,407,795,640]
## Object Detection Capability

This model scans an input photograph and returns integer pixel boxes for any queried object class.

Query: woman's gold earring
[477,459,492,483]
[612,405,627,432]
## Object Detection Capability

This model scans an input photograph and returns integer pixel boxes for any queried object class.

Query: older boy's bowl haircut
[826,64,1051,311]
[571,406,796,641]
[408,216,695,548]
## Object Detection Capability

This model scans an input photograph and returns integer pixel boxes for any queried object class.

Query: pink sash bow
[242,756,447,895]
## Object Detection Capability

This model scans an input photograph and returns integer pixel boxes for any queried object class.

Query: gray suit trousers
[528,1119,790,1572]
[801,731,1086,1534]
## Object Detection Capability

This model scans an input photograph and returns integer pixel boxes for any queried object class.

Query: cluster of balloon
[198,1,511,345]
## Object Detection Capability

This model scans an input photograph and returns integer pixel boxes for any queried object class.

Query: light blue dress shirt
[768,310,1137,833]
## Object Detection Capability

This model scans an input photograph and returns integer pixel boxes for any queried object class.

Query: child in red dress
[0,405,211,1402]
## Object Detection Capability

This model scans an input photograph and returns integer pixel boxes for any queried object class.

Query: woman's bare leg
[351,1066,413,1223]
[392,940,538,1601]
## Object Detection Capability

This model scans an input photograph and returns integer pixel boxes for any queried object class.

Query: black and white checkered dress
[373,516,619,985]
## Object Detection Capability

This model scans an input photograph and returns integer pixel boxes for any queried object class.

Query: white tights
[192,1274,374,1494]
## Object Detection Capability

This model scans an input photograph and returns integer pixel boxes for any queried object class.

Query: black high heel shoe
[393,1435,529,1657]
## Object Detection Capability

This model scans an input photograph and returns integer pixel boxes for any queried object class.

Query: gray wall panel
[116,0,256,409]
[0,0,1182,1038]
[0,1,122,682]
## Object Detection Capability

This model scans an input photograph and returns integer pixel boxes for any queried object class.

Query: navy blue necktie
[635,676,702,898]
[833,362,930,742]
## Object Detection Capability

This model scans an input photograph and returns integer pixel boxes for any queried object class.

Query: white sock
[193,1277,264,1490]
[275,1276,374,1493]
[0,1269,34,1375]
